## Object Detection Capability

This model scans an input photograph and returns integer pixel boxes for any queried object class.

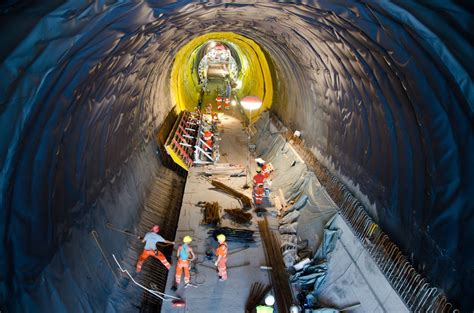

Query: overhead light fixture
[240,96,262,111]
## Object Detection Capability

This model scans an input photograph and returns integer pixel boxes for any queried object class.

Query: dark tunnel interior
[0,1,473,312]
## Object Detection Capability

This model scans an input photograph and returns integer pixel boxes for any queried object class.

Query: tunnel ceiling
[0,0,473,311]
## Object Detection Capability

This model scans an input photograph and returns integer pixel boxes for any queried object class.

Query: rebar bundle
[258,216,294,312]
[211,179,252,208]
[224,208,253,224]
[201,201,221,225]
[208,226,255,243]
[245,282,271,312]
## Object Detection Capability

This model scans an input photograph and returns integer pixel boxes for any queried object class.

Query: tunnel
[0,1,472,312]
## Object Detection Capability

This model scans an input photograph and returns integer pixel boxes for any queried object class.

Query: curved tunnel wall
[0,1,472,311]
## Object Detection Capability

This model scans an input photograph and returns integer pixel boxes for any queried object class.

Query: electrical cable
[112,254,181,301]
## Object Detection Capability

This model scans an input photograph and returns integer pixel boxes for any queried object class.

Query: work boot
[184,283,190,288]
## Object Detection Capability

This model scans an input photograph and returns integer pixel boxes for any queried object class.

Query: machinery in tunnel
[0,1,472,312]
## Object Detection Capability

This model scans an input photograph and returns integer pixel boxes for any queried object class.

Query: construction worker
[136,225,174,272]
[173,236,195,290]
[253,168,266,187]
[215,234,228,281]
[216,95,223,111]
[224,97,231,110]
[256,158,274,179]
[203,130,214,151]
[253,185,265,205]
[256,294,275,313]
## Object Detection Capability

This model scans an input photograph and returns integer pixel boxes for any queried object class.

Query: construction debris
[208,227,255,243]
[291,216,341,309]
[211,179,252,209]
[245,282,271,313]
[258,216,294,313]
[200,201,221,226]
[224,208,253,224]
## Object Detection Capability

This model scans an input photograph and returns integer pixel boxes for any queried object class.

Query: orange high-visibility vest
[262,163,273,178]
[254,186,265,204]
[253,173,266,186]
[216,96,223,110]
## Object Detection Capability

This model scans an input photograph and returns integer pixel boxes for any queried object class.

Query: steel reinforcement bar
[258,216,295,312]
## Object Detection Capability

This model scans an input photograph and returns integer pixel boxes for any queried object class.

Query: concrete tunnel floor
[161,109,276,312]
[157,105,408,312]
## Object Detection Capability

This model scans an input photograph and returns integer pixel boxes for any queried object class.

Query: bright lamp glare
[241,96,262,110]
[231,100,237,106]
[235,80,242,89]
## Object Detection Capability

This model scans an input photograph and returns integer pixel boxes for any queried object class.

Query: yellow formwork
[170,32,273,118]
[165,145,190,171]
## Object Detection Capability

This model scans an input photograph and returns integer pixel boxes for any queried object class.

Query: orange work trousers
[218,257,228,280]
[175,260,190,285]
[136,249,171,272]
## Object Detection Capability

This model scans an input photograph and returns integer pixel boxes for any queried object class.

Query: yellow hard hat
[183,236,192,243]
[216,234,226,242]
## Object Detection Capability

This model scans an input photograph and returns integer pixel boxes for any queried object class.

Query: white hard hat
[289,305,299,313]
[255,158,265,164]
[265,294,275,306]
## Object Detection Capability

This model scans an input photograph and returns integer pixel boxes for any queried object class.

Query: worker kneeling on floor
[173,235,195,290]
[136,225,175,272]
[215,234,228,281]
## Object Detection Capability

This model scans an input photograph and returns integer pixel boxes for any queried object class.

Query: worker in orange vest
[215,234,228,281]
[253,168,266,187]
[216,96,223,110]
[172,235,195,290]
[224,97,231,110]
[203,130,213,151]
[136,225,175,272]
[253,185,265,205]
[256,158,274,179]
